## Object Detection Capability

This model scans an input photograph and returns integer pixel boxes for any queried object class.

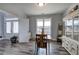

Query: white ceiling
[0,3,73,17]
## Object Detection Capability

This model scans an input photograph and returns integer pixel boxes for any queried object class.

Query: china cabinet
[62,4,79,55]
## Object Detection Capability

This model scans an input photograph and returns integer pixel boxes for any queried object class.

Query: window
[6,22,11,33]
[36,18,51,36]
[5,18,19,34]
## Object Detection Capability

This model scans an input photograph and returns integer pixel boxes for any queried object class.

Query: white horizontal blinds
[6,22,11,33]
[13,21,19,33]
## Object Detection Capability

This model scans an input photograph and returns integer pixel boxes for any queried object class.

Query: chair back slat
[36,34,47,48]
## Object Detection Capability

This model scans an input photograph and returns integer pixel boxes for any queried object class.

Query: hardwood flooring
[0,39,70,55]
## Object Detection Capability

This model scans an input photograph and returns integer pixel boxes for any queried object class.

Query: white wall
[19,17,30,42]
[29,13,63,41]
[0,13,4,37]
[51,14,63,40]
[29,17,36,39]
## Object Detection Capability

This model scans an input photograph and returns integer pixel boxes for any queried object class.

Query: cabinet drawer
[71,47,77,55]
[71,43,77,49]
[70,43,78,55]
[65,42,71,51]
[62,36,79,55]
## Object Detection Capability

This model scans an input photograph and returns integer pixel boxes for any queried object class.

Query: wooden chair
[35,34,47,55]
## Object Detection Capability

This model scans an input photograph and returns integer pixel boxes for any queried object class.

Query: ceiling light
[37,3,46,7]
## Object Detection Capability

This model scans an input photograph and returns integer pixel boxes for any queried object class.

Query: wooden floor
[0,39,70,55]
[35,40,70,55]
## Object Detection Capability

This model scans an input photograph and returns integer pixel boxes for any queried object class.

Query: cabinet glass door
[64,19,73,38]
[73,18,79,41]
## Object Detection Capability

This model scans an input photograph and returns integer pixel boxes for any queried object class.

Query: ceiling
[0,3,73,17]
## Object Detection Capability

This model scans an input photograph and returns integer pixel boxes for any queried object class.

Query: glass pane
[65,19,73,38]
[73,18,79,41]
[13,21,19,33]
[37,19,43,34]
[37,19,43,27]
[44,19,51,26]
[37,27,43,34]
[44,19,51,35]
[6,22,11,33]
[44,27,51,34]
[65,19,73,26]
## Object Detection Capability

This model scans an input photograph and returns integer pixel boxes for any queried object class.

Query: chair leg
[46,48,47,55]
[35,42,37,55]
[36,47,38,55]
[35,44,38,55]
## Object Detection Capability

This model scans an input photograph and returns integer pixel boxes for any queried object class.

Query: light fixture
[37,3,46,7]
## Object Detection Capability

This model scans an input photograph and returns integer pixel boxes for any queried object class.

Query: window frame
[36,18,51,36]
[5,18,19,34]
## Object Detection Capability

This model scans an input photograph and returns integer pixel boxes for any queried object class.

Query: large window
[5,18,19,34]
[37,18,51,36]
